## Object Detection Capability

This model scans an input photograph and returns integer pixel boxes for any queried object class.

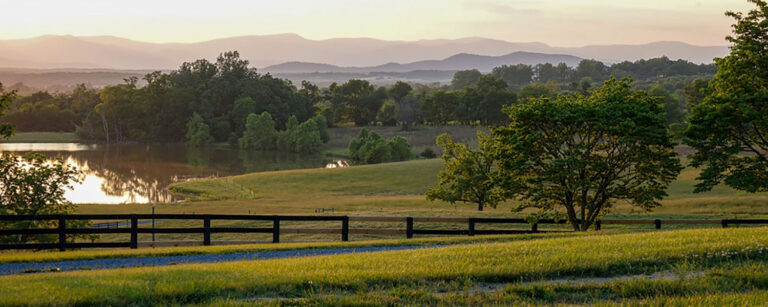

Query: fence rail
[1,214,766,251]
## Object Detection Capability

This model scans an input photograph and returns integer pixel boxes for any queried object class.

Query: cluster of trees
[237,113,327,154]
[428,78,683,230]
[428,1,768,231]
[3,54,716,143]
[348,129,413,164]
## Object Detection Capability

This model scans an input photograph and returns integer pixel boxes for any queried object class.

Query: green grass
[0,233,579,264]
[0,132,80,143]
[1,228,766,306]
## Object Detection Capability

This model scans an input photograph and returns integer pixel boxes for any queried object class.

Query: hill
[0,34,728,70]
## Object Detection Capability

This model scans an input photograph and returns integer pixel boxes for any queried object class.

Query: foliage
[309,115,329,143]
[450,69,482,90]
[420,147,437,159]
[326,79,387,126]
[490,64,534,88]
[426,132,503,211]
[185,112,214,147]
[238,112,277,150]
[0,153,90,243]
[376,99,398,126]
[348,128,413,164]
[649,85,686,124]
[494,78,682,230]
[684,0,768,193]
[0,82,16,138]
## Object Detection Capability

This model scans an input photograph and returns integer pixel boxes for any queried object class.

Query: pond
[0,143,341,204]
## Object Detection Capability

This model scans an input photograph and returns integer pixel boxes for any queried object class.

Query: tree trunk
[477,202,483,211]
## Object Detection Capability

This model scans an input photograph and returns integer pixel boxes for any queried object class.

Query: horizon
[0,0,754,47]
[4,33,731,48]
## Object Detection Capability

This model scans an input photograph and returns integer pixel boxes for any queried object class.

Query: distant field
[1,228,766,305]
[0,132,79,143]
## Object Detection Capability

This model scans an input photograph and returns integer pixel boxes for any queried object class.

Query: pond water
[0,143,340,204]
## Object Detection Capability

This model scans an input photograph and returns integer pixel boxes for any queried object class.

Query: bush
[420,147,437,159]
[388,136,412,161]
[239,112,278,150]
[310,115,330,143]
[348,128,413,164]
[185,113,214,147]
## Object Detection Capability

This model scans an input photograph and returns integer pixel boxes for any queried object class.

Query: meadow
[1,228,767,306]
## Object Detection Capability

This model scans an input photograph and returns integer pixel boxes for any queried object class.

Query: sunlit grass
[0,228,766,305]
[0,132,79,143]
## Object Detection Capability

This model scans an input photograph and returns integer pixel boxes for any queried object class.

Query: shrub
[239,112,278,150]
[420,147,437,159]
[348,128,413,164]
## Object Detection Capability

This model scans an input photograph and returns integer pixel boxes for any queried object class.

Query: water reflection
[0,143,334,204]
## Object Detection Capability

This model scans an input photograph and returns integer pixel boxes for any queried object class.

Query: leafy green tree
[377,100,398,126]
[0,83,17,138]
[494,78,682,230]
[294,120,323,154]
[185,112,214,147]
[326,80,386,126]
[684,78,711,106]
[450,69,482,90]
[239,112,277,150]
[574,59,610,82]
[421,91,458,125]
[310,115,329,143]
[0,153,87,243]
[490,64,534,88]
[685,0,768,193]
[426,132,503,211]
[231,97,258,136]
[649,85,686,125]
[388,136,413,161]
[396,95,420,130]
[389,81,413,102]
[519,81,560,101]
[348,128,412,164]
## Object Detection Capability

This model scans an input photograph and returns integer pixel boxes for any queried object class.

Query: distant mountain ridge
[263,52,584,73]
[0,34,729,70]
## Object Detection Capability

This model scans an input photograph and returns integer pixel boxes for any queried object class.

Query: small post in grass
[203,216,211,246]
[272,215,280,243]
[654,219,662,230]
[468,218,475,236]
[130,214,138,249]
[406,217,414,239]
[341,216,349,241]
[58,215,66,252]
[151,203,156,243]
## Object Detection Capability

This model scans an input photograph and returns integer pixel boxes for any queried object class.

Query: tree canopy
[684,0,768,193]
[493,78,682,230]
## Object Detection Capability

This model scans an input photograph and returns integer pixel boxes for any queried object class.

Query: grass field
[1,228,767,305]
[0,132,80,143]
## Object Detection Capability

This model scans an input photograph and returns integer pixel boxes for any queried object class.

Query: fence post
[595,220,602,231]
[531,223,538,233]
[406,217,414,239]
[722,219,728,228]
[654,219,661,230]
[130,214,138,249]
[341,216,349,242]
[272,216,280,243]
[203,216,211,246]
[58,215,66,252]
[468,218,475,236]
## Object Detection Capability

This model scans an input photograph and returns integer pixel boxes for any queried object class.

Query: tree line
[426,0,768,231]
[2,55,715,145]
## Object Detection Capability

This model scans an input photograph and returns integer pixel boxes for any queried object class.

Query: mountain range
[0,34,729,71]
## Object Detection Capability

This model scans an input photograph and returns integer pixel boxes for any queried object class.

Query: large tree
[494,78,682,230]
[427,132,503,211]
[685,0,768,193]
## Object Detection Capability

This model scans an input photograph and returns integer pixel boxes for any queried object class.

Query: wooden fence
[0,214,766,251]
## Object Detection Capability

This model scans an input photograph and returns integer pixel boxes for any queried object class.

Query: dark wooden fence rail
[1,214,767,251]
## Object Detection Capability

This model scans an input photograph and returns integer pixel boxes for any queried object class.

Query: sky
[0,0,755,46]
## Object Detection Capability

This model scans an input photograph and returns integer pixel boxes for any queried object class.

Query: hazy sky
[0,0,754,46]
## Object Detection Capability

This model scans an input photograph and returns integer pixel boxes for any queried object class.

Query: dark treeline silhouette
[2,53,715,142]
